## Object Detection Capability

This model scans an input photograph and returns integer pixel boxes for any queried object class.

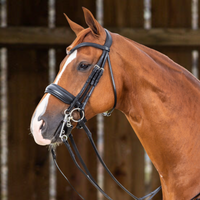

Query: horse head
[30,7,200,200]
[30,8,121,145]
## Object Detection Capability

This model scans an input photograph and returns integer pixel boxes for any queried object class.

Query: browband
[69,43,110,54]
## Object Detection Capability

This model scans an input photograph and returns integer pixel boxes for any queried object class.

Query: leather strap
[69,43,110,54]
[62,137,112,200]
[103,55,117,116]
[48,28,161,199]
[51,122,162,200]
[79,121,162,200]
[190,193,200,200]
[50,147,85,200]
[45,84,76,105]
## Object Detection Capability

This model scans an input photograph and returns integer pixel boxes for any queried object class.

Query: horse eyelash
[77,62,92,71]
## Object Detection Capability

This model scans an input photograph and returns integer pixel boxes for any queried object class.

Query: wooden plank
[104,1,145,199]
[6,1,49,200]
[56,115,98,200]
[56,0,96,27]
[104,0,143,27]
[198,1,200,79]
[0,27,75,47]
[150,1,192,199]
[7,48,50,200]
[1,27,200,47]
[7,1,48,26]
[55,50,98,200]
[199,0,200,28]
[55,1,98,199]
[0,49,2,198]
[104,111,144,199]
[152,0,191,28]
[151,0,192,70]
[0,0,3,190]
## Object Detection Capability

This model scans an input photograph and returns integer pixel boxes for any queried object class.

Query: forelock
[67,28,91,52]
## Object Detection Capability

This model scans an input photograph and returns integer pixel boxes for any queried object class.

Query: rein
[45,29,161,200]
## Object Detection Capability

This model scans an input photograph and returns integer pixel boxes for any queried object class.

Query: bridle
[45,29,161,200]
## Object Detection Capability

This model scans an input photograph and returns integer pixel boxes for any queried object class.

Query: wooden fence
[0,0,199,200]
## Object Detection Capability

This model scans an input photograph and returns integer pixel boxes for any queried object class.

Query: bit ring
[64,108,85,123]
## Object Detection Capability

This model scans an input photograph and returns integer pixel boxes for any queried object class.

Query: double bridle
[45,29,161,200]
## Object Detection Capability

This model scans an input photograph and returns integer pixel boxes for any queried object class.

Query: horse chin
[49,142,62,149]
[51,136,62,145]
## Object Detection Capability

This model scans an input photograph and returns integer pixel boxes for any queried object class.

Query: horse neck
[113,33,200,199]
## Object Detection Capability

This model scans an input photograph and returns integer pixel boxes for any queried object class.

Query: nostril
[38,115,47,134]
[39,120,46,131]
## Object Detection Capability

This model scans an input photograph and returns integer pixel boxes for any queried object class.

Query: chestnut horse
[30,8,200,200]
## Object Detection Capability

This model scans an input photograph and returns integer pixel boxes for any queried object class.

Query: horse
[30,7,200,200]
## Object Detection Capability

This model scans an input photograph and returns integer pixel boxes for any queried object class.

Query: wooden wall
[104,1,144,200]
[0,0,198,200]
[7,1,49,199]
[55,1,97,200]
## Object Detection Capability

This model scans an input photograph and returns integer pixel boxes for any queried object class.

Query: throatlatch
[45,29,161,200]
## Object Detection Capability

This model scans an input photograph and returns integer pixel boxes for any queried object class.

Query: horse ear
[64,13,84,36]
[82,7,104,36]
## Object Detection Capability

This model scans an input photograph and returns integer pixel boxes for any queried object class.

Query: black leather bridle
[45,29,161,200]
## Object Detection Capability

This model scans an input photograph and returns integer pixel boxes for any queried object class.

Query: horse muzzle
[30,106,64,145]
[30,116,51,146]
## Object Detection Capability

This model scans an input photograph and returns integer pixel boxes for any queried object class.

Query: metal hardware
[61,134,68,142]
[59,108,85,140]
[103,111,111,117]
[66,108,85,123]
[59,112,72,139]
[94,64,100,69]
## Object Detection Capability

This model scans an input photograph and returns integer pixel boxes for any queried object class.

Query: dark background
[0,0,199,199]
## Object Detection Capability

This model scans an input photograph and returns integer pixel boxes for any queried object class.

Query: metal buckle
[103,111,111,117]
[59,112,72,140]
[59,108,85,141]
[61,134,68,142]
[94,64,100,69]
[65,108,85,123]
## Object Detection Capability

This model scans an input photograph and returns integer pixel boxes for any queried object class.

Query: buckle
[64,108,85,123]
[59,108,85,141]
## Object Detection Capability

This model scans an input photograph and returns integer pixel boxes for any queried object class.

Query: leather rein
[45,29,161,200]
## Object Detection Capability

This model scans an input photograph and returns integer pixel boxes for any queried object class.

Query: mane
[67,28,91,52]
[126,37,183,72]
[123,36,200,87]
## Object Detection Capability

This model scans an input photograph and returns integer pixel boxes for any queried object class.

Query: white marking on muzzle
[31,50,77,145]
[31,94,51,145]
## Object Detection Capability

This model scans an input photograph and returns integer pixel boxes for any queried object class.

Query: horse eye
[78,63,91,71]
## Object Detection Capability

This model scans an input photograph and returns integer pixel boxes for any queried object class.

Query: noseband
[45,29,161,200]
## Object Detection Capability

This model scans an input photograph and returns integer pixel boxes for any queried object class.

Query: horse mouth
[51,122,63,144]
